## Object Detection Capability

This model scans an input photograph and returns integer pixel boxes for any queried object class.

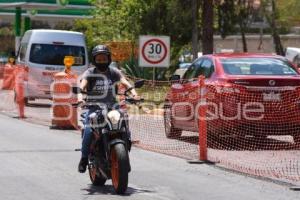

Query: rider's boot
[78,157,88,173]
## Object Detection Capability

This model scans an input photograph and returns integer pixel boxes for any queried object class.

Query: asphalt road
[1,114,300,200]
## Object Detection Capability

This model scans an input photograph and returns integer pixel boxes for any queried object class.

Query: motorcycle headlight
[107,110,121,125]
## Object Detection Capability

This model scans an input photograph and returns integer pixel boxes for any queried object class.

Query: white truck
[16,29,89,105]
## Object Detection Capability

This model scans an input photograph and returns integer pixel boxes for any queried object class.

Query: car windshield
[179,63,191,69]
[29,43,85,66]
[221,57,298,76]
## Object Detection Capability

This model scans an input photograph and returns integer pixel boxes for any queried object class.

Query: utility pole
[202,0,214,55]
[192,0,199,60]
[15,7,22,55]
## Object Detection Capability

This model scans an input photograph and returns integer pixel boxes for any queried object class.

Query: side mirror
[170,74,181,81]
[72,87,81,94]
[134,80,145,88]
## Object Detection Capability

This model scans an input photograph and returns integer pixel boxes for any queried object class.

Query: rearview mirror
[134,80,145,88]
[170,75,181,81]
[72,87,81,94]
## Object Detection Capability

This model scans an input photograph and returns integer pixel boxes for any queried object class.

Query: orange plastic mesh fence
[128,76,300,184]
[0,64,4,79]
[128,78,199,159]
[203,79,300,183]
[0,66,24,116]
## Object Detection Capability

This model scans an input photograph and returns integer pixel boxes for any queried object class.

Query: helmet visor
[94,53,109,64]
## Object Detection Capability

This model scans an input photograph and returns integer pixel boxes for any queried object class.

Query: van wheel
[24,98,29,106]
[13,89,17,103]
[163,103,182,139]
[13,90,29,106]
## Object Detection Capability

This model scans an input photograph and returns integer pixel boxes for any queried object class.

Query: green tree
[262,0,284,55]
[74,0,196,79]
[277,0,300,27]
[202,0,214,55]
[217,0,258,52]
[0,26,14,55]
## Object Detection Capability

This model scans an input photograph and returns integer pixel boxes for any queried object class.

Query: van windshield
[29,43,85,66]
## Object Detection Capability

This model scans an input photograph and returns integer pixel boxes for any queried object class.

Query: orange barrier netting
[128,76,300,184]
[128,79,199,159]
[2,65,15,90]
[0,65,70,124]
[0,64,4,79]
[203,77,300,183]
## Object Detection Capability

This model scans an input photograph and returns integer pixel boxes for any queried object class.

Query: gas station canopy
[0,0,93,20]
[0,0,94,52]
[0,0,92,10]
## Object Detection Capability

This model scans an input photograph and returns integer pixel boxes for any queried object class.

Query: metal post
[24,17,31,33]
[15,7,22,55]
[152,67,155,86]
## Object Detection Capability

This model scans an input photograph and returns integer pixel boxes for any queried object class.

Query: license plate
[38,85,50,91]
[263,92,281,101]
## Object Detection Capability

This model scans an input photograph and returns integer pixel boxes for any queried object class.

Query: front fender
[109,139,126,147]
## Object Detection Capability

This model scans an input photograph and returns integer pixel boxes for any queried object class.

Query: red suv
[164,53,300,143]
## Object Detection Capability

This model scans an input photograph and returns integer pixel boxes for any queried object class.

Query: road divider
[2,66,15,90]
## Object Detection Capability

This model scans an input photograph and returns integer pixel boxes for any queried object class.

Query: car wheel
[24,97,30,106]
[13,90,29,106]
[163,102,182,139]
[294,135,300,146]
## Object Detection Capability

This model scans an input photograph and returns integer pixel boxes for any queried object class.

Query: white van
[285,47,300,67]
[17,29,88,104]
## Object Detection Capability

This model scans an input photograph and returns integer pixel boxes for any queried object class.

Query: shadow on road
[177,134,300,151]
[82,184,154,196]
[26,102,51,108]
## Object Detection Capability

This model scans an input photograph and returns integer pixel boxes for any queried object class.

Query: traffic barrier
[14,66,27,118]
[0,64,4,79]
[51,71,78,129]
[127,78,300,184]
[2,66,15,90]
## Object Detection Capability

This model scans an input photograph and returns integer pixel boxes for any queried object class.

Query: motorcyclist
[78,45,140,173]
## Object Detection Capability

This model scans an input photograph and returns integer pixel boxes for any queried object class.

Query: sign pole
[153,67,155,85]
[15,7,22,55]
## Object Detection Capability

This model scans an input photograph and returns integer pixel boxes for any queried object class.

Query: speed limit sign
[139,35,170,68]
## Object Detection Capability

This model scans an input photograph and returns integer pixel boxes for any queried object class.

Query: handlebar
[124,97,144,104]
[71,97,144,108]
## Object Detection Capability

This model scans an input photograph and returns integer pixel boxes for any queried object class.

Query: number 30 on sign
[139,35,170,68]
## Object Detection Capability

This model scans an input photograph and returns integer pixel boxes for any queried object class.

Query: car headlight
[107,110,121,125]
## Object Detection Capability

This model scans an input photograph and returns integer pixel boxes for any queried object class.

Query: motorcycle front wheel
[88,162,106,186]
[111,143,129,194]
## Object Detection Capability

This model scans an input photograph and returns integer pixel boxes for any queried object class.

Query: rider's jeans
[81,107,130,158]
[81,109,96,158]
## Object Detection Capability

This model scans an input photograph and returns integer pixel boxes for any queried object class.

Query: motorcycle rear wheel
[111,143,129,194]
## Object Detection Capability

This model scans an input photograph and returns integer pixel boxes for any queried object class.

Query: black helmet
[91,45,112,71]
[92,45,111,59]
